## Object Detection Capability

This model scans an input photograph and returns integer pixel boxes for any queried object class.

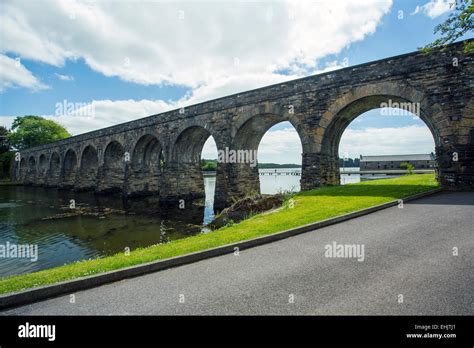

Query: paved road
[3,191,473,315]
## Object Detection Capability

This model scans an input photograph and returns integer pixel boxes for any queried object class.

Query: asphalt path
[3,191,473,315]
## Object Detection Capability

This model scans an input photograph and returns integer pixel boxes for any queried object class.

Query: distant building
[360,153,436,170]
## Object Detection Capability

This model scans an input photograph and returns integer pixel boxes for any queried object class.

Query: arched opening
[201,136,218,223]
[38,154,48,185]
[49,152,61,186]
[129,134,164,195]
[258,121,303,193]
[38,154,48,175]
[79,145,99,191]
[101,140,125,193]
[322,95,439,185]
[62,149,77,187]
[26,156,36,184]
[232,114,303,198]
[172,126,216,201]
[39,154,48,175]
[338,108,436,183]
[19,158,27,181]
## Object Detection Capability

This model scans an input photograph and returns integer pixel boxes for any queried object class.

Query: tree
[400,162,414,175]
[0,126,13,179]
[7,115,71,150]
[422,0,473,54]
[0,126,10,153]
[0,152,14,179]
[201,159,218,171]
[339,157,359,167]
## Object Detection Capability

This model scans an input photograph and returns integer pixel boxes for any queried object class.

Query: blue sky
[0,0,470,161]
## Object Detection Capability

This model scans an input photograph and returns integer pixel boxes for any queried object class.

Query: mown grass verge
[0,174,439,295]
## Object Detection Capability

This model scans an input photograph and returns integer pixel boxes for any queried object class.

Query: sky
[0,0,469,162]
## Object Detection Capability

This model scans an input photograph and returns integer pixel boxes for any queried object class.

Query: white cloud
[55,73,74,81]
[0,99,174,135]
[258,127,303,164]
[0,3,68,66]
[0,0,398,165]
[202,137,218,159]
[0,0,392,91]
[51,99,175,135]
[0,116,16,130]
[411,0,453,18]
[339,125,435,158]
[181,72,299,106]
[0,54,48,92]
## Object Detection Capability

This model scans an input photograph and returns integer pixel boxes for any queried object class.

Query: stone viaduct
[12,41,474,209]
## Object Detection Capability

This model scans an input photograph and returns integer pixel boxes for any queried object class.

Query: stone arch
[320,83,440,148]
[132,134,164,171]
[104,140,125,166]
[231,113,305,197]
[77,145,99,191]
[38,154,48,175]
[37,154,48,185]
[24,155,37,185]
[319,83,440,185]
[61,149,78,188]
[163,125,219,202]
[50,152,60,170]
[28,156,36,171]
[172,126,214,163]
[127,134,164,196]
[49,152,61,186]
[19,157,27,181]
[322,97,440,156]
[233,113,307,152]
[98,140,125,193]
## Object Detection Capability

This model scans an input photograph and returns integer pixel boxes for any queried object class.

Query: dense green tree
[201,159,218,171]
[0,126,13,179]
[0,152,14,179]
[339,157,359,167]
[423,0,473,54]
[0,126,10,153]
[7,115,71,150]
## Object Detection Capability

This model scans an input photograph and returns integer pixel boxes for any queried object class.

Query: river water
[0,168,393,278]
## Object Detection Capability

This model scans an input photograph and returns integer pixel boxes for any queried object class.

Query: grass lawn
[0,174,439,295]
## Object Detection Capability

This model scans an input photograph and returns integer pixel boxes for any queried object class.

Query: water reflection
[0,186,209,277]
